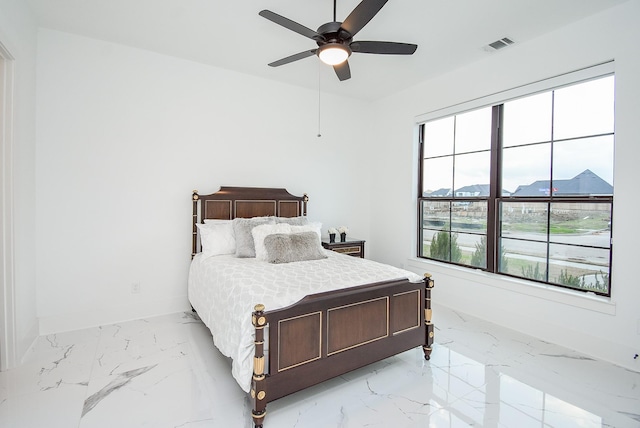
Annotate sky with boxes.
[423,75,614,194]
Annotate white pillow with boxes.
[251,223,292,261]
[196,221,236,257]
[290,221,322,242]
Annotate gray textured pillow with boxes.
[264,231,327,264]
[233,217,275,258]
[275,216,309,226]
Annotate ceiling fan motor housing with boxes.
[316,22,353,47]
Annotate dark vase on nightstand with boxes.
[329,233,336,243]
[340,232,346,242]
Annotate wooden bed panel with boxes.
[204,200,232,220]
[278,200,300,217]
[391,289,421,334]
[236,200,277,218]
[326,297,389,355]
[277,312,322,372]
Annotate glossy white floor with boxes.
[1,305,638,428]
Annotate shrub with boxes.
[430,231,462,263]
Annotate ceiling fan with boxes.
[259,0,418,81]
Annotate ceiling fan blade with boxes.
[333,61,351,81]
[268,50,317,67]
[259,10,325,41]
[341,0,389,37]
[350,41,417,55]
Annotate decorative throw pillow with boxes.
[264,231,328,264]
[275,216,309,226]
[251,223,292,261]
[196,221,235,257]
[233,216,275,258]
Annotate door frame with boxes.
[0,39,17,371]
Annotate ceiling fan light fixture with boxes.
[317,43,351,65]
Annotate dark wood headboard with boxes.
[191,186,309,257]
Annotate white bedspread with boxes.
[187,250,423,392]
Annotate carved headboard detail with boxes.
[191,186,308,257]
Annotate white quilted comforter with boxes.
[187,250,423,392]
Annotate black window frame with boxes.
[418,75,614,297]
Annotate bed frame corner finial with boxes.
[192,190,199,201]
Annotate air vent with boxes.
[485,37,515,52]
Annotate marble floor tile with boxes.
[0,382,88,428]
[2,327,100,398]
[0,305,638,428]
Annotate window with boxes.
[418,73,614,296]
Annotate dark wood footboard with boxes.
[250,275,433,427]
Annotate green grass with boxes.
[502,219,609,234]
[504,223,580,234]
[422,243,473,265]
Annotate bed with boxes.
[188,186,434,427]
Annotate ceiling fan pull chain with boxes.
[317,63,322,138]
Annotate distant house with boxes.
[424,185,510,197]
[511,169,613,196]
[455,184,490,197]
[424,188,452,197]
[423,169,610,198]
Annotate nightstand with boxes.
[321,238,365,258]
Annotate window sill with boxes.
[405,257,616,315]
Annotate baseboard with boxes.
[433,299,639,373]
[406,258,640,374]
[16,319,38,367]
[38,295,191,335]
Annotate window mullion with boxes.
[418,124,425,198]
[487,105,502,273]
[417,124,425,257]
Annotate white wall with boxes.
[30,0,640,375]
[370,0,640,372]
[0,0,39,367]
[35,29,374,333]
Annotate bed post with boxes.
[302,193,309,216]
[192,190,199,259]
[423,273,434,360]
[251,304,268,428]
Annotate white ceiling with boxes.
[26,0,627,101]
